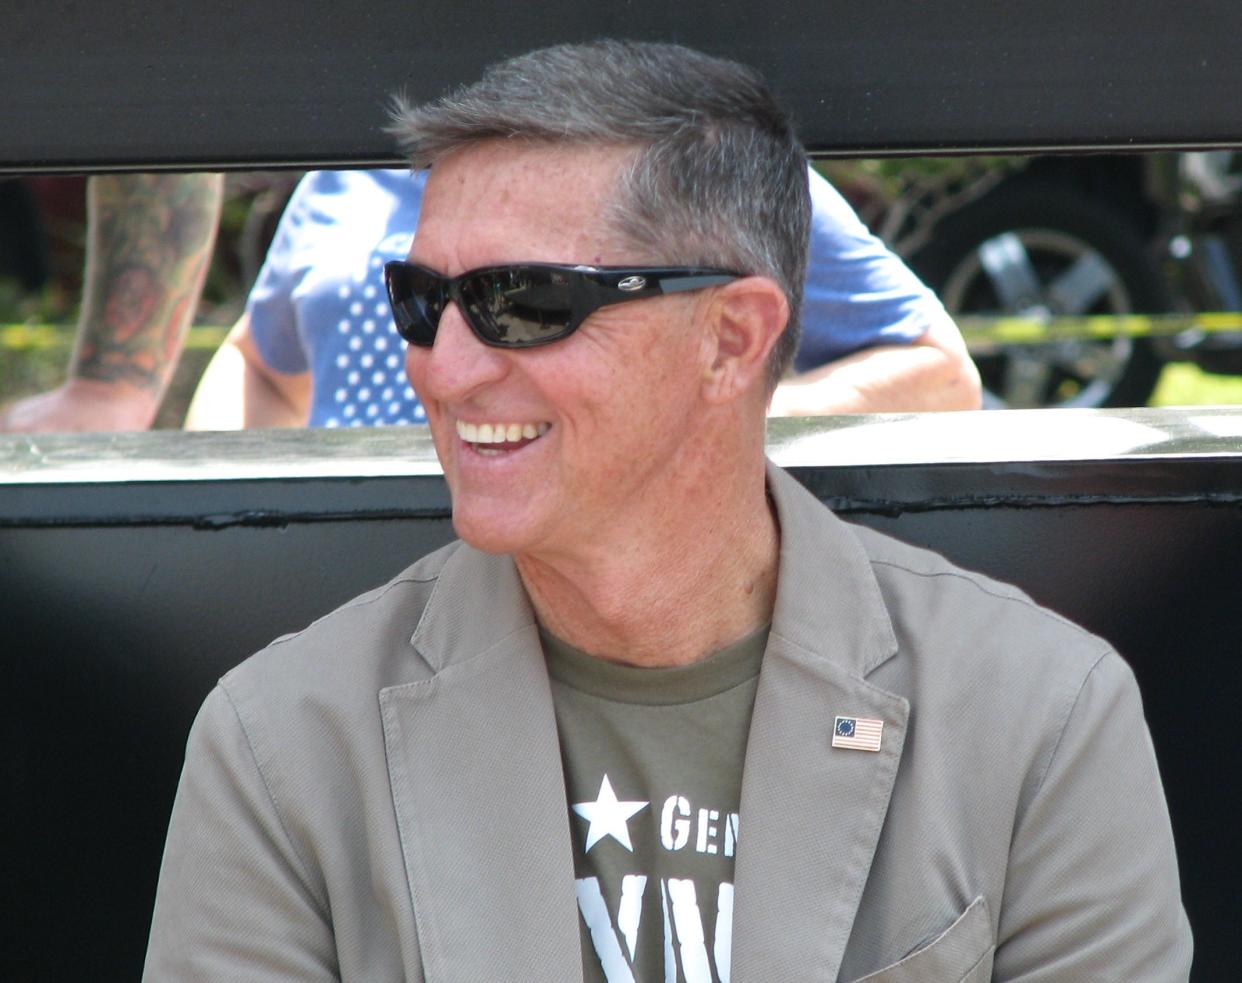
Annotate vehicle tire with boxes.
[908,181,1170,408]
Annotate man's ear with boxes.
[700,276,790,405]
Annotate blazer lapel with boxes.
[730,466,910,981]
[379,545,582,981]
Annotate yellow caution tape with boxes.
[958,312,1242,345]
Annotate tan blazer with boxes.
[144,464,1191,981]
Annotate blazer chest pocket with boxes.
[848,896,994,983]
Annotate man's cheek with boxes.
[404,346,421,386]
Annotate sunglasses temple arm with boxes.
[657,274,739,294]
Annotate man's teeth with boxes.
[456,421,551,444]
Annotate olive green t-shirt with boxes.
[542,625,768,983]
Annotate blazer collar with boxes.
[409,537,535,673]
[765,460,899,677]
[410,462,899,679]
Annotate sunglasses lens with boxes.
[460,268,576,346]
[386,264,443,346]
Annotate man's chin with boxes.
[451,507,540,557]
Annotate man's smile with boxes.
[456,419,551,455]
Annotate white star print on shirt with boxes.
[572,775,648,853]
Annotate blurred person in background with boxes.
[182,166,978,429]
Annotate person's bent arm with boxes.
[768,308,981,415]
[773,167,982,416]
[0,172,223,432]
[184,312,312,430]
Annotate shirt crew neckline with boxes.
[540,623,769,706]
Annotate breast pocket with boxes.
[847,896,994,983]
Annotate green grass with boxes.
[1149,363,1242,407]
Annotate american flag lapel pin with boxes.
[832,715,883,752]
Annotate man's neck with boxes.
[515,456,779,669]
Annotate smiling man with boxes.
[145,41,1190,982]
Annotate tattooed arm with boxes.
[0,172,223,432]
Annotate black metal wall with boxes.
[2,418,1239,980]
[4,0,1242,172]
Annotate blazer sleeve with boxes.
[993,649,1193,981]
[143,685,339,982]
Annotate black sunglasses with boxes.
[383,260,742,349]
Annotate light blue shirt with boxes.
[247,168,941,428]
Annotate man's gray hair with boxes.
[388,40,811,390]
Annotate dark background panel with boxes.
[5,0,1242,172]
[1,467,1236,979]
[2,517,454,977]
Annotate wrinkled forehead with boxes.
[410,140,641,272]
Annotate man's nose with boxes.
[414,302,509,399]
